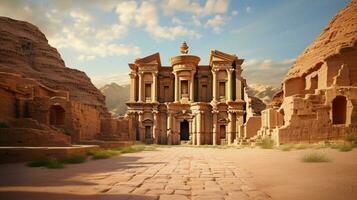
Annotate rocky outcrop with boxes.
[285,0,357,81]
[0,16,108,115]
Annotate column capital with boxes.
[211,68,219,73]
[212,110,219,114]
[226,68,234,73]
[129,72,137,79]
[152,71,158,77]
[138,71,144,76]
[138,111,144,115]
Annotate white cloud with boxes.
[246,6,252,13]
[205,15,226,34]
[232,10,239,16]
[242,58,295,87]
[92,73,130,87]
[162,0,229,16]
[115,1,201,40]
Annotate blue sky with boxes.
[0,0,350,87]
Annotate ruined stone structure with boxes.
[258,1,357,144]
[0,17,133,148]
[127,42,246,145]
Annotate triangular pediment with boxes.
[135,52,161,67]
[209,49,237,65]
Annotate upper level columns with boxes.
[174,72,179,102]
[227,68,233,102]
[211,69,218,102]
[129,73,137,102]
[138,72,144,102]
[152,72,158,103]
[190,72,195,102]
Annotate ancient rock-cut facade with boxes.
[258,0,357,144]
[0,16,133,147]
[127,42,246,145]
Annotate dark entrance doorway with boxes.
[49,105,65,125]
[180,120,189,141]
[332,96,347,124]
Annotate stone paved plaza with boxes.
[0,147,272,200]
[94,147,271,200]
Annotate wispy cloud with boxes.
[242,58,295,87]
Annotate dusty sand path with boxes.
[0,147,356,200]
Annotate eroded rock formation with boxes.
[258,0,357,144]
[0,17,133,147]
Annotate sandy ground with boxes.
[0,147,356,200]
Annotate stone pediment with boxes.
[135,52,161,67]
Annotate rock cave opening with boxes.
[49,105,65,126]
[332,95,347,124]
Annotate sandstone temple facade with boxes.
[127,42,246,145]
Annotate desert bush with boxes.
[301,152,330,162]
[295,143,308,150]
[61,155,87,164]
[258,137,275,149]
[27,157,64,169]
[345,132,357,143]
[279,144,294,151]
[91,150,120,159]
[338,143,354,152]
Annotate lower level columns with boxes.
[227,111,233,145]
[196,111,203,145]
[212,110,218,145]
[167,112,173,145]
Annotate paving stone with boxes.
[160,194,189,200]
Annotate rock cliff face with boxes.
[285,0,357,81]
[0,17,108,114]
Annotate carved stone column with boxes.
[192,114,196,145]
[190,72,195,102]
[152,72,158,102]
[129,73,137,102]
[167,112,173,144]
[174,72,179,102]
[212,110,218,145]
[211,69,218,102]
[138,72,144,102]
[227,68,233,102]
[138,111,144,142]
[235,69,242,101]
[153,110,159,144]
[196,111,203,145]
[227,111,234,145]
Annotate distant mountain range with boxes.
[246,84,280,104]
[99,83,130,116]
[100,82,279,116]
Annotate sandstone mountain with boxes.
[100,83,130,116]
[0,16,108,115]
[285,0,357,81]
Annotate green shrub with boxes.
[295,143,308,150]
[279,144,294,151]
[91,150,120,159]
[61,155,87,164]
[345,133,357,143]
[301,152,330,162]
[259,137,275,149]
[0,122,10,128]
[27,157,64,169]
[338,143,354,152]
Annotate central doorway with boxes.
[180,120,189,141]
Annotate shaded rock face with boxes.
[100,83,130,116]
[285,0,357,81]
[0,16,107,114]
